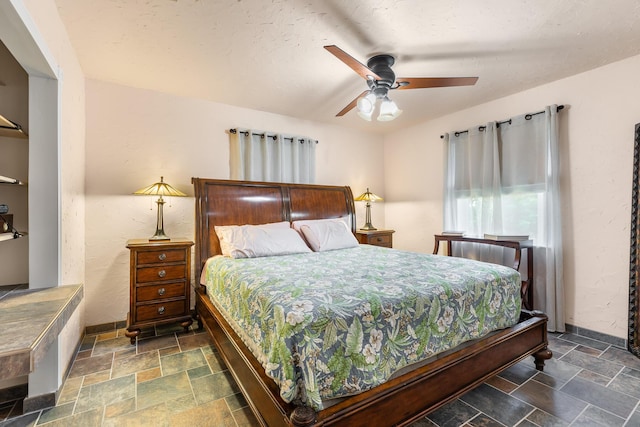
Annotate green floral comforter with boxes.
[201,245,521,410]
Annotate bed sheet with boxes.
[201,245,521,410]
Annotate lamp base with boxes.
[359,202,377,231]
[149,228,170,241]
[149,235,170,241]
[359,224,377,231]
[149,196,170,241]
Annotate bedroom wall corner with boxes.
[383,53,640,341]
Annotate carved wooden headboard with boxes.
[191,178,356,270]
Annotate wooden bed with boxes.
[192,178,552,427]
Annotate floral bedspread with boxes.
[201,245,521,410]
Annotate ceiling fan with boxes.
[324,45,478,121]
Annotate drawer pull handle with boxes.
[158,306,165,315]
[158,287,166,296]
[158,253,167,261]
[158,270,166,278]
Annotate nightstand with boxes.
[355,229,395,248]
[125,238,194,344]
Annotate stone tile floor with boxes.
[0,324,258,427]
[1,325,640,426]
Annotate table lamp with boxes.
[354,188,383,230]
[134,176,186,241]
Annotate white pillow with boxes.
[297,219,359,252]
[215,221,310,258]
[292,216,351,232]
[216,221,289,256]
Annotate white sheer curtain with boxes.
[443,105,564,332]
[443,122,502,236]
[443,123,513,281]
[229,128,317,184]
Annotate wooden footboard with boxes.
[195,284,551,427]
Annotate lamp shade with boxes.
[377,97,402,122]
[133,176,187,197]
[354,188,383,203]
[357,92,377,114]
[356,92,377,121]
[134,176,186,240]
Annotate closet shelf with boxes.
[0,175,27,185]
[0,114,27,139]
[0,233,23,242]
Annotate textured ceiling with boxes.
[55,0,640,133]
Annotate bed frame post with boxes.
[194,284,206,330]
[290,406,317,427]
[527,310,553,370]
[534,347,553,371]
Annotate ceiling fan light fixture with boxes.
[325,45,478,122]
[357,109,374,121]
[357,92,376,114]
[377,97,402,122]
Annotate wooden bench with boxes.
[433,234,534,310]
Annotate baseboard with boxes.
[85,319,127,335]
[564,323,627,349]
[0,382,55,416]
[22,390,57,414]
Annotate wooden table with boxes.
[433,234,534,310]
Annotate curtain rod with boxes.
[440,105,564,139]
[229,128,318,144]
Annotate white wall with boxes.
[385,54,640,340]
[84,79,385,326]
[23,0,86,288]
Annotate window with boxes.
[443,106,565,331]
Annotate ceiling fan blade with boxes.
[336,90,369,117]
[324,45,381,81]
[395,77,478,90]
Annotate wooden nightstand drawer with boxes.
[137,249,186,265]
[136,264,186,283]
[136,299,187,322]
[370,234,391,246]
[136,282,186,302]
